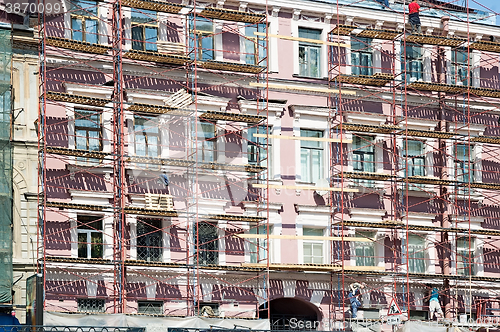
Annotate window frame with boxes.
[74,109,102,152]
[196,121,216,163]
[298,27,322,78]
[136,218,163,262]
[402,234,426,273]
[402,139,426,177]
[249,224,272,264]
[351,37,373,76]
[77,298,105,313]
[190,17,214,60]
[353,135,375,173]
[302,227,325,264]
[195,221,219,265]
[130,8,159,52]
[300,129,324,184]
[451,48,472,86]
[137,300,164,314]
[454,143,475,184]
[355,230,376,267]
[134,115,161,158]
[70,0,99,44]
[403,43,424,83]
[456,236,475,276]
[77,215,103,259]
[244,24,267,66]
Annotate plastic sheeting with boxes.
[396,321,473,332]
[44,312,270,331]
[0,28,12,304]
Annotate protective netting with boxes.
[0,28,12,304]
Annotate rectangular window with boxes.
[196,221,218,265]
[131,9,158,51]
[457,236,475,276]
[303,228,324,264]
[197,122,216,162]
[455,144,475,184]
[298,28,321,78]
[300,129,324,183]
[402,140,425,177]
[247,125,270,167]
[353,135,375,172]
[249,225,272,263]
[135,116,160,158]
[451,48,472,86]
[77,215,103,259]
[245,24,267,66]
[77,298,105,313]
[402,235,425,273]
[190,18,214,60]
[71,0,98,44]
[75,110,101,151]
[355,231,375,266]
[404,44,424,82]
[138,301,164,314]
[137,219,162,262]
[351,37,373,76]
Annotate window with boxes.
[77,215,103,259]
[75,110,101,151]
[71,0,98,44]
[303,228,324,264]
[402,235,425,273]
[351,37,373,76]
[300,129,324,183]
[455,144,475,184]
[197,122,216,162]
[355,231,375,266]
[190,18,214,60]
[404,44,423,82]
[138,301,163,314]
[137,219,162,262]
[249,225,272,263]
[451,48,472,86]
[298,28,321,78]
[131,9,158,51]
[135,116,160,157]
[247,125,270,167]
[457,236,475,276]
[245,24,267,66]
[195,221,218,265]
[77,298,105,313]
[353,135,375,172]
[402,140,425,177]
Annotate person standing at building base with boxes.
[348,282,366,319]
[409,0,422,34]
[429,287,444,320]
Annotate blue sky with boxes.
[469,0,500,24]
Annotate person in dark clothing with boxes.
[0,310,20,331]
[409,0,422,34]
[375,0,389,8]
[348,282,365,319]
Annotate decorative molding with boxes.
[293,9,301,21]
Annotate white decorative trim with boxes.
[349,208,386,223]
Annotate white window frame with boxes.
[292,106,329,184]
[302,227,325,264]
[401,233,427,274]
[239,99,282,181]
[353,230,377,267]
[242,202,282,264]
[450,215,484,277]
[123,7,170,51]
[292,19,328,78]
[445,47,480,87]
[296,205,330,265]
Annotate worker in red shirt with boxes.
[408,0,422,34]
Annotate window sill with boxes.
[292,74,329,81]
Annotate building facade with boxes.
[37,0,500,329]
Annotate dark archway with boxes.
[259,298,322,330]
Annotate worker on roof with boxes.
[408,0,422,34]
[429,287,444,320]
[374,0,389,8]
[348,282,366,319]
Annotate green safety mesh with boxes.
[0,29,13,304]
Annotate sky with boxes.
[468,0,500,25]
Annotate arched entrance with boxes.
[259,298,322,330]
